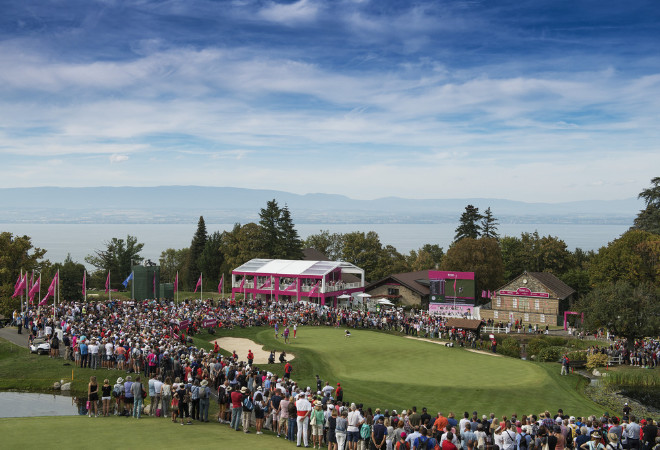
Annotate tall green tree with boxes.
[340,231,384,282]
[51,254,86,302]
[278,205,303,259]
[258,199,303,259]
[187,216,208,287]
[85,235,144,288]
[0,232,49,315]
[442,237,504,295]
[219,223,265,276]
[589,229,660,287]
[304,230,344,260]
[374,245,410,280]
[407,244,444,271]
[575,281,660,350]
[454,204,483,242]
[480,207,499,239]
[500,231,572,281]
[198,231,225,289]
[159,248,190,285]
[633,177,660,234]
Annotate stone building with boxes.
[480,271,575,326]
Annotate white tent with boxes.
[377,298,394,306]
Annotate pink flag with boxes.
[14,274,21,291]
[39,274,58,306]
[82,271,86,297]
[105,271,110,293]
[29,272,34,291]
[174,272,179,293]
[218,275,223,295]
[285,279,297,291]
[29,275,41,304]
[453,277,457,295]
[239,277,245,289]
[260,277,271,289]
[309,280,320,294]
[12,274,27,298]
[194,275,202,293]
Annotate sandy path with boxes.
[211,337,295,364]
[405,336,502,357]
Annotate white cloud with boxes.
[109,154,129,163]
[258,0,320,25]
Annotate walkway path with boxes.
[0,326,29,347]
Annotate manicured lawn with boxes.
[214,326,603,417]
[0,415,292,449]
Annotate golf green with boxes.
[248,327,602,417]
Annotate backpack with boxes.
[199,386,208,399]
[360,423,371,440]
[417,436,429,450]
[520,434,529,450]
[243,396,254,411]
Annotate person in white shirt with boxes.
[347,403,364,450]
[295,393,312,448]
[153,376,163,415]
[89,340,100,370]
[105,341,114,369]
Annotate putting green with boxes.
[252,327,602,417]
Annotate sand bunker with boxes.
[212,337,294,364]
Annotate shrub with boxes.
[526,338,550,357]
[499,337,521,358]
[586,353,609,371]
[538,346,563,362]
[544,336,568,347]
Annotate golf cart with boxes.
[30,337,50,355]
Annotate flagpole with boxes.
[55,269,59,319]
[20,269,24,316]
[84,270,87,303]
[176,271,179,303]
[200,273,203,302]
[131,270,134,300]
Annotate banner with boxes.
[202,318,217,328]
[429,303,474,318]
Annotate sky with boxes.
[1,0,659,202]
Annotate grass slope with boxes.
[0,416,292,450]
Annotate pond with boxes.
[0,392,79,418]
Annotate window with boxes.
[496,297,501,307]
[387,288,399,296]
[540,314,545,323]
[512,298,518,309]
[535,299,540,310]
[493,311,499,319]
[524,313,529,322]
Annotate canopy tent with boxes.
[377,298,394,306]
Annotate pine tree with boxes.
[259,199,284,258]
[480,207,500,239]
[188,216,207,288]
[633,177,660,234]
[278,204,303,259]
[454,205,483,242]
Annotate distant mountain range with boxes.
[0,186,641,225]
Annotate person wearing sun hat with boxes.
[580,431,605,450]
[606,432,623,450]
[310,400,325,449]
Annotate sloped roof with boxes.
[528,272,576,300]
[444,318,483,331]
[302,248,360,284]
[366,270,430,296]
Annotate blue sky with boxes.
[1,0,659,202]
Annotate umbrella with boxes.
[489,334,495,339]
[357,293,371,298]
[377,299,394,306]
[338,294,351,299]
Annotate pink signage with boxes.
[202,318,217,328]
[429,303,474,318]
[499,287,550,298]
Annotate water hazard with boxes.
[0,392,78,418]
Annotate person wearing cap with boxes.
[396,431,409,450]
[199,379,210,422]
[296,393,313,447]
[240,386,252,433]
[113,377,125,416]
[347,403,364,450]
[372,416,388,450]
[310,400,325,448]
[336,383,344,403]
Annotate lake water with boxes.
[1,222,629,266]
[0,392,78,418]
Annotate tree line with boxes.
[1,179,658,332]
